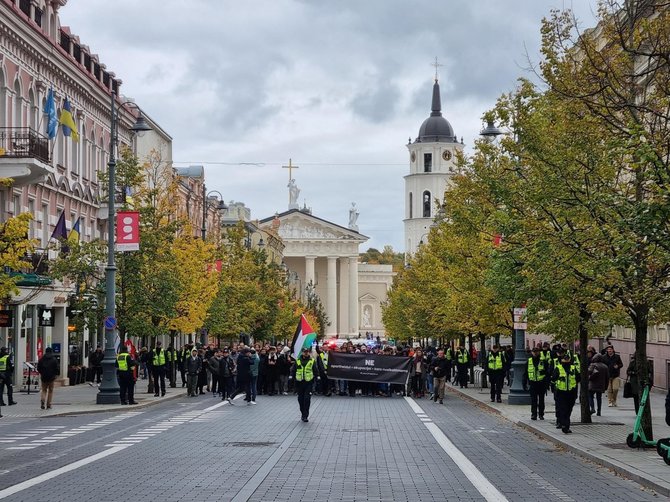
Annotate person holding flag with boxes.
[290,347,316,422]
[289,314,319,422]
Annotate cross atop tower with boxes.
[431,56,443,82]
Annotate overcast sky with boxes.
[60,0,598,252]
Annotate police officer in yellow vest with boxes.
[552,353,580,434]
[0,347,17,406]
[456,346,470,389]
[526,346,547,420]
[149,340,167,397]
[487,345,506,403]
[166,343,177,388]
[290,347,316,422]
[116,345,138,405]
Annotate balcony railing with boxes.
[0,127,51,165]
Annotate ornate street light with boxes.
[201,187,227,240]
[97,94,152,405]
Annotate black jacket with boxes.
[431,356,449,378]
[186,355,202,376]
[236,354,252,380]
[602,352,623,379]
[37,353,59,382]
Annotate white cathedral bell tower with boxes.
[404,76,464,256]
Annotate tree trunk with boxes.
[468,333,475,384]
[633,305,653,440]
[578,303,592,424]
[479,333,488,389]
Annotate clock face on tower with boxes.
[442,150,452,161]
[411,152,416,163]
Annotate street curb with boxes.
[447,385,670,497]
[12,391,185,419]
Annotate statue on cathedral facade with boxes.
[348,202,359,231]
[288,179,300,210]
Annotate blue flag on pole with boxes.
[44,87,57,140]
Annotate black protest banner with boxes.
[327,352,412,385]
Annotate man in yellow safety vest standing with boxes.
[487,345,506,403]
[552,353,580,434]
[290,347,316,422]
[526,346,547,420]
[149,340,167,397]
[116,345,138,405]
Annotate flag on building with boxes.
[50,212,67,241]
[124,186,135,208]
[59,97,79,142]
[44,87,58,139]
[291,314,317,359]
[68,218,80,244]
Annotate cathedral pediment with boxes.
[260,209,368,243]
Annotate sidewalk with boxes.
[0,379,186,419]
[446,381,670,496]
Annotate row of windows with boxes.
[408,191,432,218]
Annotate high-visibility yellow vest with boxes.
[117,353,129,371]
[153,349,165,366]
[488,352,504,371]
[555,364,577,391]
[527,357,545,382]
[319,353,328,370]
[166,349,176,362]
[295,358,315,382]
[457,350,469,364]
[0,355,8,372]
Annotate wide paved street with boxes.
[0,392,661,501]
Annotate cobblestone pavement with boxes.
[0,391,662,501]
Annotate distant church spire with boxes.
[430,57,444,117]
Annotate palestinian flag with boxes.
[291,314,317,359]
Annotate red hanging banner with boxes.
[116,211,140,251]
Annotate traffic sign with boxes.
[104,316,117,330]
[513,322,527,330]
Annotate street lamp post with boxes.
[201,186,226,240]
[97,92,151,405]
[479,119,530,405]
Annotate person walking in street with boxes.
[455,345,469,389]
[116,345,138,405]
[602,345,623,407]
[208,349,221,396]
[552,353,580,434]
[431,349,449,404]
[487,345,506,404]
[37,347,59,410]
[88,346,104,384]
[411,348,426,398]
[229,347,253,405]
[587,353,608,416]
[219,347,235,401]
[149,340,167,397]
[265,346,280,396]
[186,348,202,397]
[525,346,546,420]
[290,347,316,422]
[249,349,260,403]
[0,348,17,406]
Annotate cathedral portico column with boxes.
[326,256,338,336]
[305,255,316,294]
[348,256,359,335]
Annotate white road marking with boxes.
[0,446,129,499]
[5,446,36,450]
[405,397,509,502]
